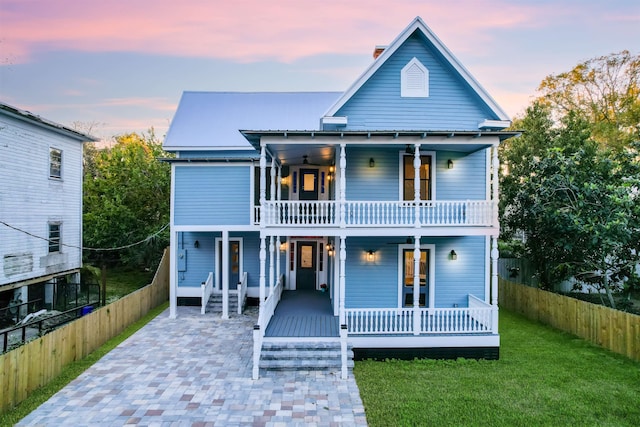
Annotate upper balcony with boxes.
[258,199,495,228]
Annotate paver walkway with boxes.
[17,306,367,426]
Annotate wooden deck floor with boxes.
[264,290,339,338]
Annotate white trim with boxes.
[397,243,435,308]
[169,164,177,318]
[478,120,511,130]
[401,57,429,98]
[485,147,491,201]
[214,237,244,293]
[484,235,491,304]
[172,225,259,232]
[398,150,436,201]
[321,116,348,125]
[163,145,257,151]
[172,162,255,167]
[322,16,510,121]
[349,334,499,348]
[176,286,202,298]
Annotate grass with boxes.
[101,266,155,301]
[354,310,640,427]
[0,302,169,426]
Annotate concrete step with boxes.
[259,341,354,371]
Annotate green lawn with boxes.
[104,267,155,301]
[354,310,640,427]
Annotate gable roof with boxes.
[164,92,341,151]
[0,102,97,142]
[322,16,510,122]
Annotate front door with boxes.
[296,241,317,291]
[402,248,428,307]
[217,240,240,288]
[299,169,319,201]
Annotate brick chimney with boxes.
[373,45,387,59]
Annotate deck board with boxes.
[265,290,339,338]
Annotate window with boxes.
[401,58,429,98]
[402,154,432,200]
[50,148,62,179]
[398,244,435,308]
[48,223,61,253]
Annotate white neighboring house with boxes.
[0,102,96,317]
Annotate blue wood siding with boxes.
[436,149,487,200]
[176,232,214,288]
[174,166,250,225]
[178,150,258,159]
[336,33,496,130]
[346,147,399,200]
[345,147,487,201]
[344,236,486,308]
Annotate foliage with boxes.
[83,130,172,269]
[537,50,640,151]
[0,302,169,425]
[354,310,640,427]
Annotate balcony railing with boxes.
[346,296,495,335]
[260,200,494,227]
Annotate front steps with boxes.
[205,293,239,314]
[259,341,354,372]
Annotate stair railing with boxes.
[201,272,214,315]
[237,272,248,314]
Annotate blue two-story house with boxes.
[163,17,517,378]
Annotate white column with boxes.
[491,236,499,333]
[333,237,340,316]
[259,235,266,308]
[276,236,281,287]
[413,144,421,228]
[270,158,276,203]
[492,145,499,228]
[222,230,229,320]
[277,166,282,201]
[339,144,346,228]
[169,229,177,318]
[268,236,275,296]
[259,144,267,225]
[413,236,421,335]
[339,236,347,325]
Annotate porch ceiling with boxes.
[241,130,520,164]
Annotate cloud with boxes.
[1,0,550,64]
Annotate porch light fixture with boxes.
[450,250,457,260]
[447,159,454,169]
[405,144,414,154]
[279,242,287,252]
[194,240,200,249]
[369,158,375,168]
[326,244,334,256]
[329,165,335,173]
[367,250,375,262]
[281,175,289,186]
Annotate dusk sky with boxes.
[1,0,638,141]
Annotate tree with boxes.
[83,130,172,268]
[503,111,640,307]
[537,50,640,151]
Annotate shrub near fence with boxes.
[499,277,640,362]
[0,248,170,413]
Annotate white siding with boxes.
[0,114,84,286]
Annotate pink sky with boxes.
[1,0,638,139]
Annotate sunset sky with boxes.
[1,0,638,141]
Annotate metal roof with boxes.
[0,102,98,142]
[163,91,341,151]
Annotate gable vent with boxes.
[401,58,429,98]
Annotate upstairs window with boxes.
[48,223,61,253]
[401,58,429,98]
[50,148,62,179]
[402,154,432,200]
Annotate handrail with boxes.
[253,274,285,379]
[201,272,214,315]
[2,302,98,353]
[261,200,494,227]
[346,304,494,335]
[237,272,248,314]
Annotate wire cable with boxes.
[0,220,169,252]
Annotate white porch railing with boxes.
[253,274,284,379]
[346,296,496,335]
[200,272,214,315]
[261,200,494,227]
[236,272,248,315]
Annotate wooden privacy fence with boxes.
[0,248,170,413]
[499,278,640,362]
